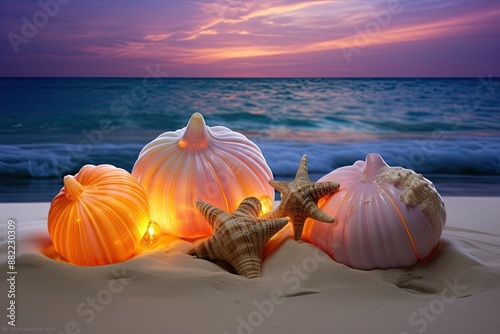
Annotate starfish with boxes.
[261,154,340,241]
[186,197,289,278]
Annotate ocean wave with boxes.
[1,137,498,179]
[258,137,500,177]
[0,143,144,178]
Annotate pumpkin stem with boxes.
[179,112,209,149]
[63,175,85,200]
[361,153,388,182]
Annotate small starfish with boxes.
[261,154,340,240]
[186,197,289,278]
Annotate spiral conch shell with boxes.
[303,153,446,270]
[132,113,274,239]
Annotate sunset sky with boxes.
[1,0,499,77]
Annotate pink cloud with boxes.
[0,0,499,76]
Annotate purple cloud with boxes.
[0,0,499,76]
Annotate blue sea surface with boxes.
[1,77,499,202]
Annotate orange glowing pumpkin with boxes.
[48,164,150,266]
[132,112,274,239]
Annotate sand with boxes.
[1,197,499,334]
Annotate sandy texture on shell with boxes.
[1,198,499,334]
[377,167,447,235]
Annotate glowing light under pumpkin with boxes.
[259,195,273,216]
[142,220,162,248]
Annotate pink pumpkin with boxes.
[303,153,446,270]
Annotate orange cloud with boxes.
[84,42,146,56]
[144,33,175,42]
[184,0,335,40]
[84,3,499,69]
[240,1,336,21]
[177,8,500,63]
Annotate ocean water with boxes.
[1,77,499,202]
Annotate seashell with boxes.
[303,153,446,270]
[132,112,274,239]
[48,164,150,266]
[186,197,289,278]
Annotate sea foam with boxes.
[1,137,498,179]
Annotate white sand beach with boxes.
[1,197,499,334]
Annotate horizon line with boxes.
[0,76,497,79]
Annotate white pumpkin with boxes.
[132,112,274,239]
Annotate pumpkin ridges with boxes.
[82,201,110,264]
[202,150,232,211]
[341,183,361,268]
[88,197,132,263]
[305,153,446,270]
[47,165,150,266]
[132,112,274,239]
[82,175,149,263]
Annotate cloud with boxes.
[162,7,500,65]
[144,33,175,42]
[0,0,499,76]
[239,0,336,21]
